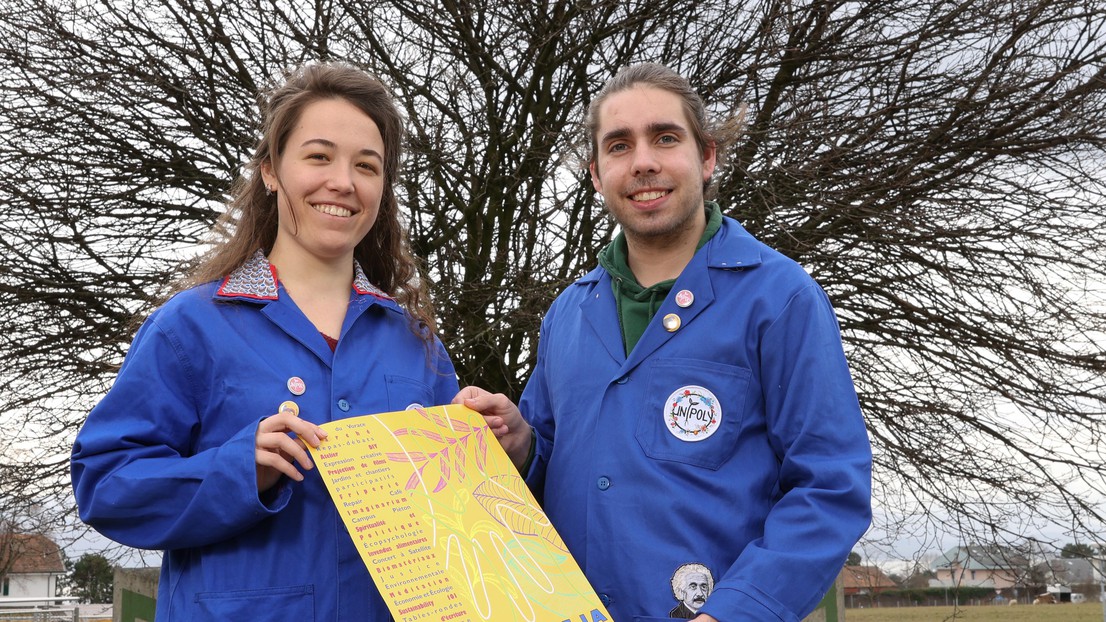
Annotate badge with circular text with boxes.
[665,385,722,442]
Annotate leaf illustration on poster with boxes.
[385,407,487,492]
[473,475,567,553]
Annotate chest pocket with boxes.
[384,374,434,411]
[634,358,750,470]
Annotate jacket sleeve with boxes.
[517,316,555,504]
[70,314,287,550]
[701,284,873,622]
[430,339,462,404]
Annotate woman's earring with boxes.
[266,185,274,197]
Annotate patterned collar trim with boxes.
[352,263,391,300]
[216,250,393,301]
[217,250,278,300]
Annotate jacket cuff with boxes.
[699,584,800,622]
[516,426,537,477]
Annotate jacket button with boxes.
[615,376,629,385]
[599,593,611,606]
[597,476,611,490]
[337,399,351,412]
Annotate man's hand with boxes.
[453,386,532,469]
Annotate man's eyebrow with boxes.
[599,122,688,145]
[648,121,687,135]
[300,138,382,159]
[599,127,631,145]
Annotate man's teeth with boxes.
[631,190,666,201]
[313,204,352,217]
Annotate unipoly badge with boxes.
[665,385,721,441]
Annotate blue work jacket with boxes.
[520,216,872,622]
[71,252,459,621]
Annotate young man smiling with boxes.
[457,63,872,622]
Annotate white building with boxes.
[0,534,65,601]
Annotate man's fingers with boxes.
[452,385,486,405]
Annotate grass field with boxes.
[847,602,1104,621]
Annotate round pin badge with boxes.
[662,313,681,332]
[287,376,306,396]
[278,400,300,416]
[675,289,694,308]
[405,403,425,412]
[664,385,722,442]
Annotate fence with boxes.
[0,597,80,622]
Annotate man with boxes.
[456,63,871,622]
[669,563,713,618]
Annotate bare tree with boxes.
[0,0,1103,562]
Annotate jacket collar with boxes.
[578,214,765,285]
[215,250,393,301]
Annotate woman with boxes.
[71,63,458,621]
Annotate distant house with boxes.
[929,545,1027,590]
[1037,557,1097,586]
[839,565,898,596]
[1036,557,1099,602]
[0,534,65,600]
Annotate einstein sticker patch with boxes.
[667,563,715,618]
[665,385,721,441]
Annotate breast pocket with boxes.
[384,374,434,411]
[634,358,750,470]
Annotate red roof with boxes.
[839,565,898,591]
[0,534,65,574]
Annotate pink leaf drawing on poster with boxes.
[475,427,487,473]
[472,475,567,553]
[386,407,490,493]
[386,451,428,462]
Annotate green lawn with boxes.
[847,602,1104,621]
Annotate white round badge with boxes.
[665,385,722,442]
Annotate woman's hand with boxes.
[255,406,328,493]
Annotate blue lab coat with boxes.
[72,252,458,621]
[520,216,872,622]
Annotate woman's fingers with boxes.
[256,410,329,489]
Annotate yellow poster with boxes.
[307,404,611,622]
